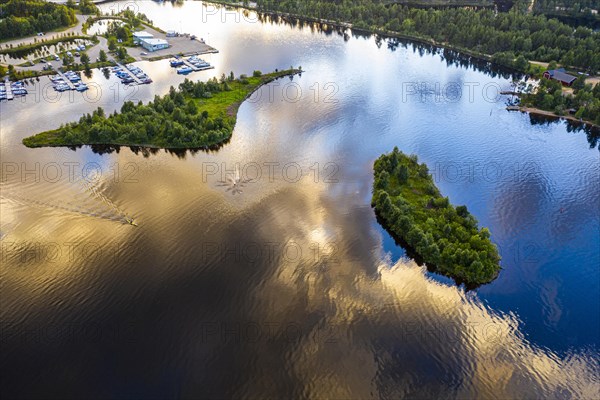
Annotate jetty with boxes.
[4,76,14,100]
[115,62,142,84]
[55,70,76,90]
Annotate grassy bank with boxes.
[372,148,501,286]
[23,68,301,149]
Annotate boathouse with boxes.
[133,31,154,45]
[140,38,170,52]
[543,68,577,86]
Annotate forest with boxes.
[372,148,501,285]
[23,69,300,149]
[221,0,600,73]
[0,0,77,40]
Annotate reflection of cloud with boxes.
[3,159,598,398]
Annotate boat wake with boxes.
[1,192,130,224]
[78,177,137,225]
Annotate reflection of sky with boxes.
[1,0,599,396]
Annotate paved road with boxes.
[1,14,90,49]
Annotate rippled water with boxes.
[1,1,599,398]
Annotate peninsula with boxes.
[23,69,301,149]
[372,148,501,285]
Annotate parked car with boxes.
[140,52,148,56]
[66,51,72,57]
[55,56,60,61]
[37,32,44,36]
[74,52,80,57]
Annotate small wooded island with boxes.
[23,69,301,149]
[372,148,501,286]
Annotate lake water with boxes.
[1,1,599,398]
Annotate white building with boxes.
[140,38,169,52]
[133,31,154,45]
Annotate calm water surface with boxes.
[1,1,599,398]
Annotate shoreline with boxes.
[507,106,600,129]
[205,1,523,72]
[372,149,501,286]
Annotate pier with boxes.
[4,76,14,101]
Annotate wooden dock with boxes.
[4,76,14,101]
[115,62,142,84]
[55,70,76,90]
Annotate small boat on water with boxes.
[124,217,138,226]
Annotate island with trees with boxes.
[372,148,501,286]
[23,69,301,149]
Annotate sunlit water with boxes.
[1,1,599,398]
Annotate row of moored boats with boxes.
[0,81,28,100]
[171,56,211,75]
[50,71,89,92]
[112,64,152,85]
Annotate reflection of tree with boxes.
[528,114,600,149]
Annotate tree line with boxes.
[223,0,600,73]
[372,148,501,285]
